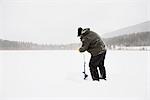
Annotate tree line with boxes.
[0,39,80,50]
[104,32,150,48]
[0,31,150,50]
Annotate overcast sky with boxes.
[0,0,149,44]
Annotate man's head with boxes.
[78,27,90,37]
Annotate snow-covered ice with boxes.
[0,50,149,100]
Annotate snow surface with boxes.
[0,50,149,100]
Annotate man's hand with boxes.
[79,47,85,53]
[78,48,81,52]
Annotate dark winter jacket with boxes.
[79,29,106,56]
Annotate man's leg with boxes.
[99,65,106,79]
[89,55,100,81]
[98,51,106,79]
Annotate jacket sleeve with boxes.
[79,37,90,52]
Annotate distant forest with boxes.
[104,32,150,47]
[0,32,150,50]
[0,39,80,50]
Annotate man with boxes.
[78,27,107,81]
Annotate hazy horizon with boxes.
[0,0,149,44]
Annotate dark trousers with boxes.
[89,51,106,81]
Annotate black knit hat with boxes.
[77,27,83,37]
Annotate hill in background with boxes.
[102,21,150,38]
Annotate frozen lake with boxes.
[0,50,150,100]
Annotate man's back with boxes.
[80,29,106,56]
